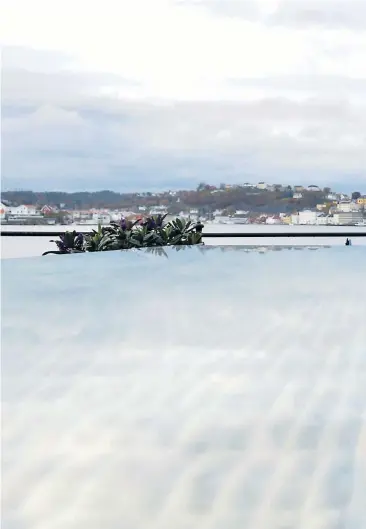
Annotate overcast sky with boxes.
[2,0,366,192]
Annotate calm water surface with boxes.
[1,224,365,258]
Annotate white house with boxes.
[150,206,168,215]
[299,210,318,224]
[337,201,351,213]
[8,204,39,216]
[337,201,360,213]
[92,212,111,225]
[335,211,363,225]
[293,192,303,199]
[266,216,281,224]
[316,214,330,225]
[325,216,338,225]
[72,210,91,221]
[257,182,268,190]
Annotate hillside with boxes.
[1,185,339,215]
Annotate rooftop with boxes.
[2,245,366,529]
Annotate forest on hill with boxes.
[1,185,337,215]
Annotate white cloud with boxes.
[1,0,366,191]
[270,0,366,30]
[178,0,366,30]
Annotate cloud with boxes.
[2,0,366,196]
[176,0,262,20]
[2,46,141,107]
[3,78,366,191]
[177,0,366,30]
[270,0,366,30]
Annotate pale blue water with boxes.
[2,246,366,529]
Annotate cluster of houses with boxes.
[289,196,366,226]
[211,192,366,226]
[238,203,365,226]
[0,200,201,226]
[0,201,132,225]
[0,203,47,223]
[0,202,75,224]
[220,182,322,193]
[212,184,365,226]
[1,184,365,226]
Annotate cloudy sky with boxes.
[2,0,366,192]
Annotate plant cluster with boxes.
[43,215,204,255]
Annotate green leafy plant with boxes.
[43,216,204,255]
[43,231,85,255]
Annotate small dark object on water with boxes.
[345,238,352,246]
[195,221,204,233]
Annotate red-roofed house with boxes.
[41,205,55,215]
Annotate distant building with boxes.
[293,192,303,199]
[150,205,168,215]
[72,210,91,221]
[334,211,363,225]
[337,201,360,213]
[307,185,321,192]
[357,196,366,207]
[325,216,338,225]
[92,212,111,225]
[7,204,39,216]
[0,202,8,220]
[213,215,236,224]
[257,182,268,190]
[40,205,55,215]
[282,215,292,224]
[266,216,281,224]
[298,210,318,224]
[294,185,304,192]
[316,214,329,225]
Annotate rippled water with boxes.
[2,246,366,529]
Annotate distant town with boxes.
[1,182,366,226]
